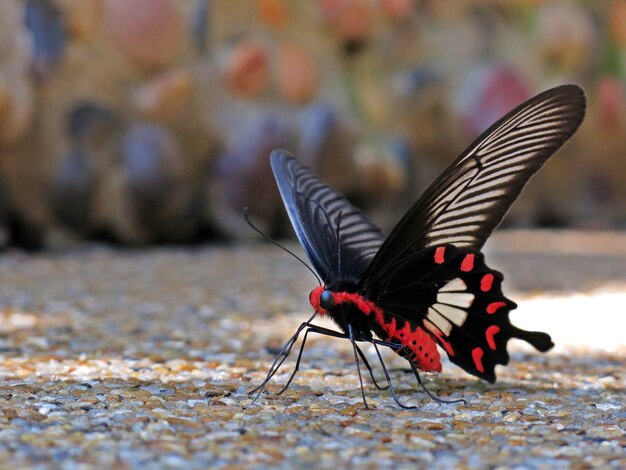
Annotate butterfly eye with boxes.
[320,290,334,310]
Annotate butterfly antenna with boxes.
[243,207,322,286]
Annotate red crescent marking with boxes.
[434,246,446,264]
[460,254,475,272]
[485,325,501,350]
[480,274,494,292]
[472,347,485,373]
[486,301,507,314]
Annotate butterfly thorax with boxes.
[309,284,376,341]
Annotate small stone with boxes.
[257,0,288,29]
[50,148,95,233]
[586,425,625,439]
[120,122,199,243]
[220,39,269,98]
[534,2,595,72]
[208,116,288,237]
[319,0,373,55]
[104,0,180,70]
[0,80,34,146]
[24,0,67,78]
[380,0,414,20]
[277,42,319,105]
[133,68,193,121]
[594,402,621,411]
[65,102,115,142]
[502,410,522,423]
[59,0,102,40]
[297,104,357,194]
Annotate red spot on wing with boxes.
[434,246,446,264]
[486,301,507,314]
[480,274,494,292]
[472,347,485,373]
[460,253,475,272]
[485,325,501,350]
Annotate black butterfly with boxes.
[251,84,586,408]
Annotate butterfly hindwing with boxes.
[271,150,386,284]
[366,244,553,382]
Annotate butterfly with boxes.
[251,84,586,408]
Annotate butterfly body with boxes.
[257,85,586,403]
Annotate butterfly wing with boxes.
[365,244,552,382]
[360,85,584,381]
[271,150,386,284]
[364,85,586,281]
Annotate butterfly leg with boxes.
[357,344,390,391]
[409,362,467,406]
[371,342,419,410]
[347,324,370,409]
[249,312,318,401]
[275,325,323,395]
[276,324,388,395]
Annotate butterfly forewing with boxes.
[271,150,386,284]
[364,85,586,282]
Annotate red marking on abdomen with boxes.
[485,325,500,350]
[472,347,485,373]
[480,274,494,292]
[486,301,507,314]
[399,326,441,372]
[434,246,446,264]
[460,253,475,272]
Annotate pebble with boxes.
[24,0,67,78]
[133,68,193,121]
[60,0,102,40]
[103,0,180,70]
[50,148,95,233]
[277,42,319,105]
[534,2,595,72]
[120,123,199,243]
[220,39,269,98]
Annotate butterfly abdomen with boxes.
[327,291,442,372]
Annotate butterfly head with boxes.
[309,286,335,314]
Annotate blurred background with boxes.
[0,0,624,249]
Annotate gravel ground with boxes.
[0,230,624,469]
